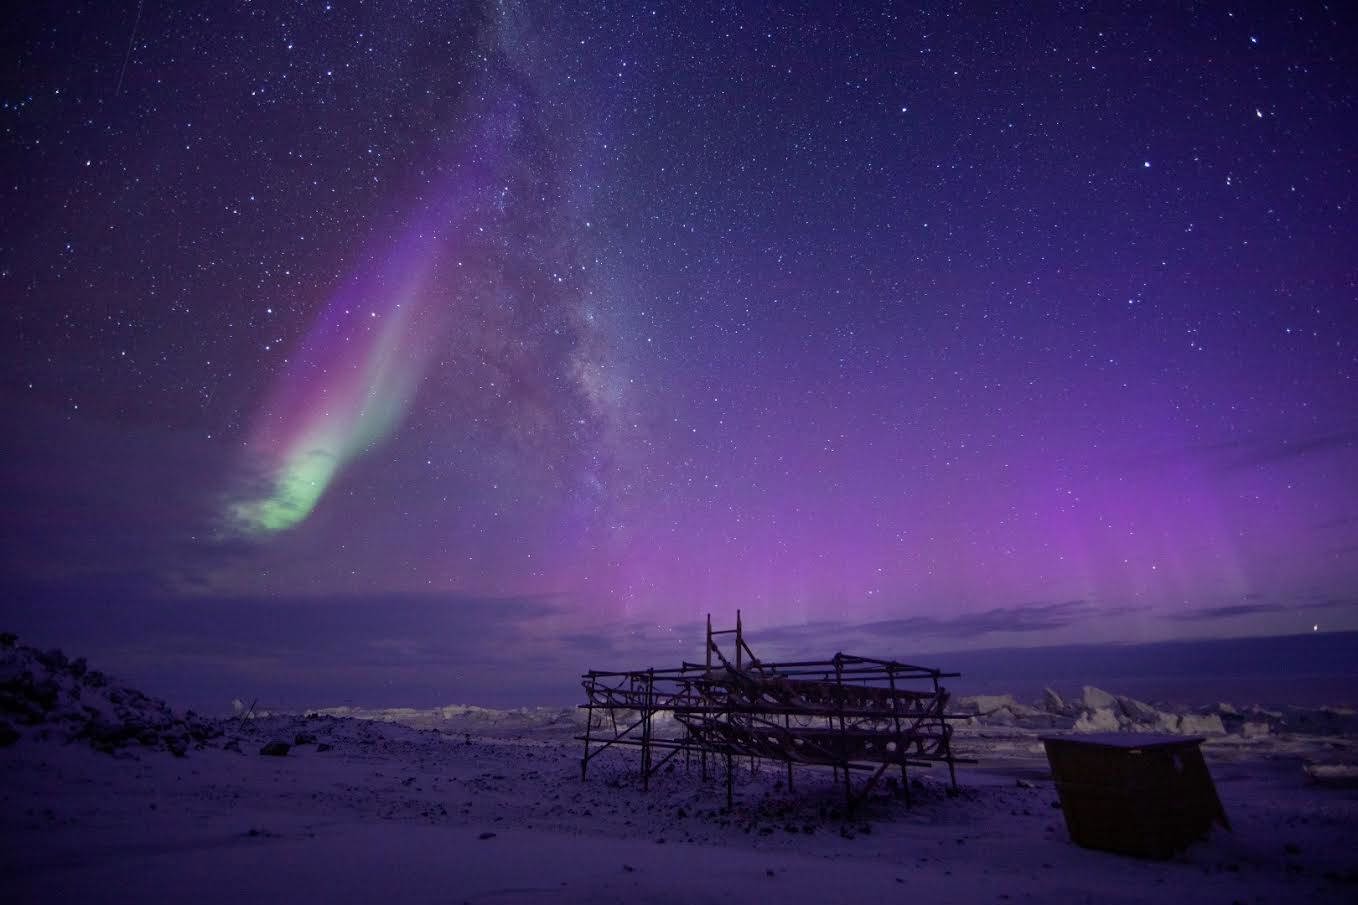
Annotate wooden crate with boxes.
[1041,733,1229,859]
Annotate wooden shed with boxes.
[1041,733,1229,859]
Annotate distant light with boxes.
[1313,624,1319,632]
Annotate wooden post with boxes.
[581,678,594,781]
[935,672,958,792]
[887,667,909,805]
[735,609,742,672]
[703,614,712,781]
[640,670,654,790]
[835,656,852,809]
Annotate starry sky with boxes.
[2,1,1356,709]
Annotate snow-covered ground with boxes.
[4,637,1357,904]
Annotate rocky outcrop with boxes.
[0,635,221,755]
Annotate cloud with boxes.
[0,399,253,595]
[1219,430,1358,470]
[1167,595,1357,622]
[1166,603,1281,622]
[854,600,1125,638]
[565,600,1134,673]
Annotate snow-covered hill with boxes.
[0,634,220,755]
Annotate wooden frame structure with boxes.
[578,612,965,808]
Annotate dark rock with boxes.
[478,832,496,840]
[0,720,19,747]
[294,732,318,746]
[187,719,222,743]
[259,741,291,756]
[316,742,333,752]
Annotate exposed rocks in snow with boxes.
[259,741,291,756]
[0,635,221,755]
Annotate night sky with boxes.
[3,2,1356,709]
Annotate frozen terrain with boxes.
[4,636,1357,904]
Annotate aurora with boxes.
[227,209,452,536]
[223,91,538,538]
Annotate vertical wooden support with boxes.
[934,672,959,792]
[835,655,852,809]
[640,669,654,790]
[725,752,734,808]
[581,678,594,781]
[735,609,742,672]
[887,666,909,805]
[703,614,712,781]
